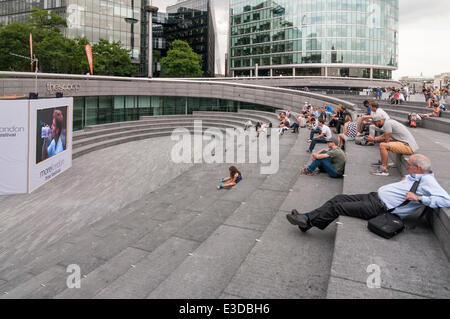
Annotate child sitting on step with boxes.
[217,166,243,190]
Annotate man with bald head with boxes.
[287,154,450,232]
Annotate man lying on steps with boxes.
[286,155,450,233]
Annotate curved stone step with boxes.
[73,120,247,149]
[73,125,241,159]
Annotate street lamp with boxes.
[144,2,159,78]
[10,52,39,97]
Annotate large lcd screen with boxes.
[36,106,68,164]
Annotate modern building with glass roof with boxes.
[229,0,399,79]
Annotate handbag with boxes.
[368,181,420,239]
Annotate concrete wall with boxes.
[0,73,357,112]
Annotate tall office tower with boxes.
[166,0,216,77]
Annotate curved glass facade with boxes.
[72,95,276,131]
[229,0,399,79]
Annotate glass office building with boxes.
[229,0,399,79]
[0,0,216,77]
[0,0,143,67]
[166,0,216,77]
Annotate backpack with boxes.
[408,113,417,128]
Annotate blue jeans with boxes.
[308,158,342,178]
[291,123,299,133]
[309,137,327,152]
[309,129,321,140]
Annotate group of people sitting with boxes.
[244,119,272,137]
[288,99,450,235]
[301,99,423,179]
[423,86,448,106]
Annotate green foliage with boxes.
[0,22,33,71]
[0,8,137,76]
[92,39,137,76]
[28,9,67,31]
[160,40,203,78]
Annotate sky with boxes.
[152,0,450,79]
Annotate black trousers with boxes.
[306,193,387,230]
[335,119,345,133]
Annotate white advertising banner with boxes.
[0,100,29,195]
[28,98,73,193]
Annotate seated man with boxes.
[367,113,419,176]
[355,100,371,135]
[301,138,345,179]
[287,155,450,232]
[307,117,320,142]
[366,100,391,144]
[307,119,333,153]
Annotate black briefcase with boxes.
[368,213,405,239]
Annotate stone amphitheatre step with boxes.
[0,127,299,298]
[76,113,271,137]
[73,124,242,159]
[387,129,450,260]
[385,112,450,135]
[87,134,296,299]
[145,137,301,299]
[380,104,450,119]
[221,132,342,299]
[326,142,450,299]
[73,120,245,149]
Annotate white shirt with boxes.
[320,125,333,141]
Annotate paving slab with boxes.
[131,210,199,253]
[147,226,260,299]
[328,216,450,299]
[0,265,66,299]
[223,211,337,299]
[326,277,428,299]
[95,237,199,299]
[55,247,149,299]
[175,200,242,243]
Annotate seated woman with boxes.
[420,103,442,118]
[278,118,291,135]
[217,166,242,190]
[338,115,357,150]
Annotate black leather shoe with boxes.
[286,213,312,233]
[291,209,300,216]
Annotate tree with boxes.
[0,22,33,71]
[160,40,203,78]
[0,9,137,76]
[28,9,67,31]
[92,39,137,76]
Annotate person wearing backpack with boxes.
[286,155,450,233]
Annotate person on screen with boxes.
[42,110,65,160]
